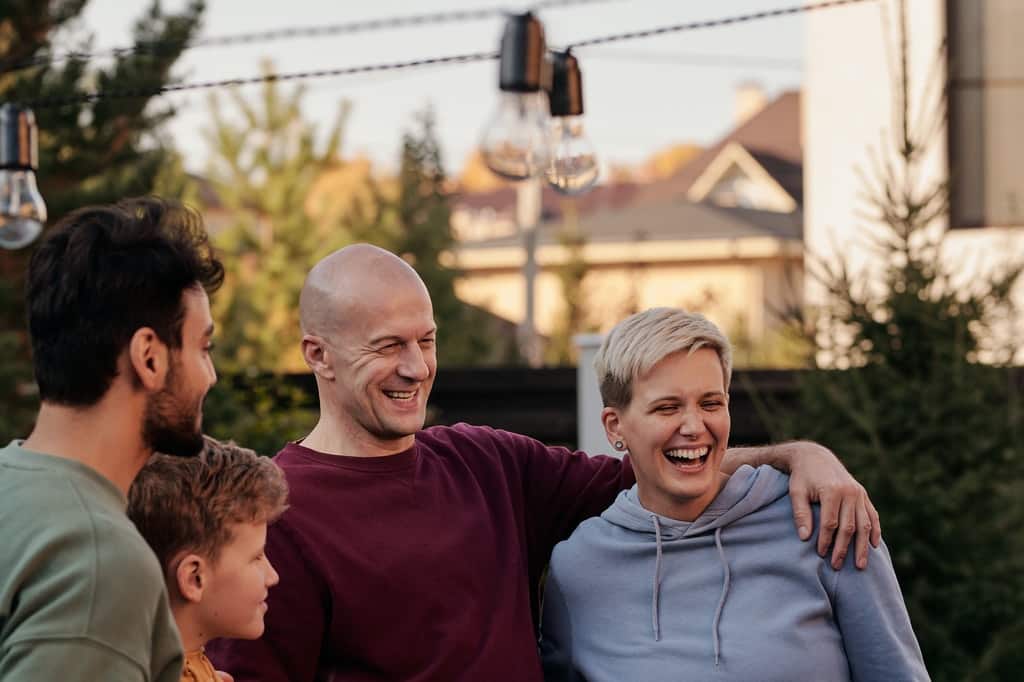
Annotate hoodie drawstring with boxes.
[712,527,731,666]
[649,517,731,664]
[651,514,663,641]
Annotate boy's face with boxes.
[199,521,279,640]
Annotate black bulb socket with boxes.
[498,12,549,93]
[548,50,583,117]
[0,104,38,171]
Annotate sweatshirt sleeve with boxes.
[0,512,182,682]
[539,556,586,682]
[207,518,328,682]
[501,428,635,553]
[0,638,150,682]
[832,540,930,681]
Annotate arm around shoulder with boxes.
[503,428,633,548]
[728,440,882,569]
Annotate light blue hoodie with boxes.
[540,465,928,681]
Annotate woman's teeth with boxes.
[664,446,710,461]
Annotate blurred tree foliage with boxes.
[199,63,359,374]
[777,10,1024,677]
[638,142,702,181]
[357,108,517,366]
[545,199,593,365]
[0,0,204,441]
[202,375,317,457]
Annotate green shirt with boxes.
[0,441,183,681]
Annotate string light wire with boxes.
[4,0,617,73]
[26,0,872,110]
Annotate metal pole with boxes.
[517,177,543,367]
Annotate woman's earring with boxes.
[614,440,625,450]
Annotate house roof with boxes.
[747,150,803,205]
[454,90,802,225]
[453,181,645,223]
[457,196,802,251]
[642,90,802,204]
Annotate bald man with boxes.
[208,244,880,682]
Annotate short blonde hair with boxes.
[594,307,732,408]
[128,436,289,572]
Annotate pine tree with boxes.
[1,0,204,221]
[200,63,358,373]
[786,162,1024,681]
[0,0,204,440]
[372,109,513,366]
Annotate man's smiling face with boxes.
[326,279,437,453]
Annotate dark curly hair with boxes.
[26,196,224,406]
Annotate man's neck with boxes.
[302,416,415,458]
[22,396,149,497]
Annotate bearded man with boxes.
[0,197,224,682]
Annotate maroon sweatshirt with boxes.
[208,423,634,682]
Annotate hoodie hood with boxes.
[601,464,789,536]
[599,464,789,664]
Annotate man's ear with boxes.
[302,334,335,380]
[127,327,169,392]
[601,407,625,450]
[174,553,208,605]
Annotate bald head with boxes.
[299,244,438,455]
[300,244,431,338]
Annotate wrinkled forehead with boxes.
[331,281,436,343]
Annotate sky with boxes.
[78,0,805,176]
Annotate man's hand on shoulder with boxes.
[722,440,881,570]
[781,441,881,570]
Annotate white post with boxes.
[574,333,615,457]
[517,177,543,367]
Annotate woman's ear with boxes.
[601,407,626,452]
[174,553,207,605]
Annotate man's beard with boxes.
[142,362,205,458]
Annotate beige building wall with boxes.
[453,245,801,347]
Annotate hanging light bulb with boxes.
[0,104,46,250]
[480,12,551,181]
[545,50,598,195]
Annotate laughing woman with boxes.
[540,308,928,682]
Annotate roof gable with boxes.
[687,141,798,212]
[641,90,802,207]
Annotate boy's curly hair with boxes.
[128,436,289,572]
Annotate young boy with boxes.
[128,437,288,682]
